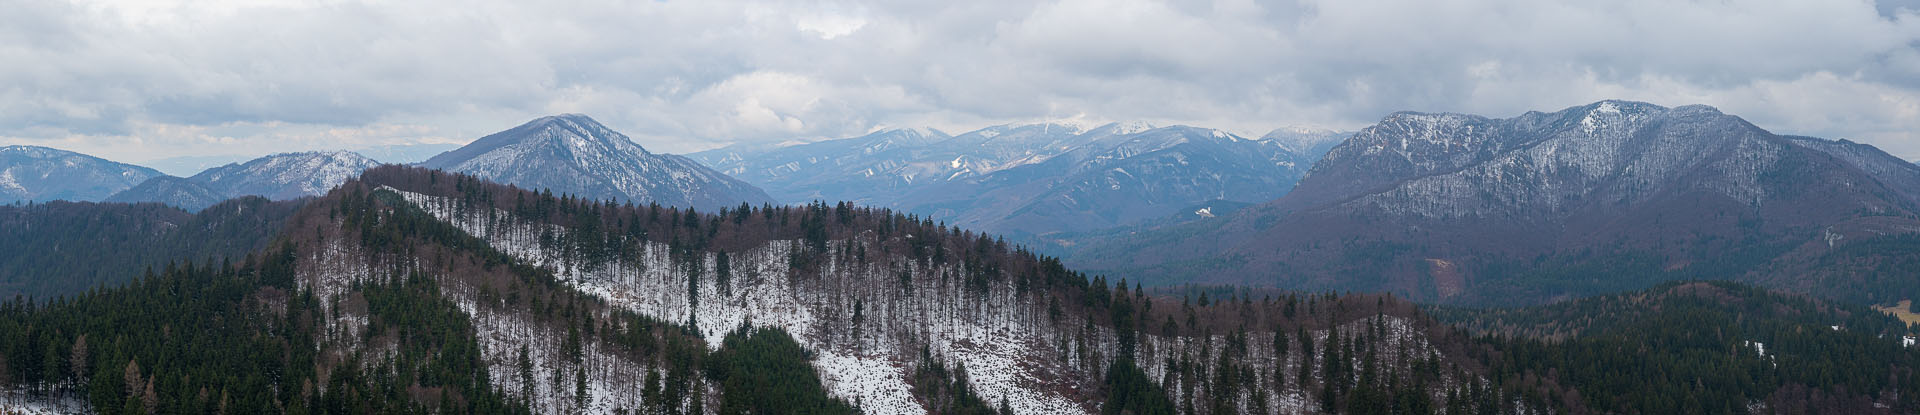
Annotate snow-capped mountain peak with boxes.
[1105,120,1158,136]
[419,114,774,210]
[1576,100,1664,135]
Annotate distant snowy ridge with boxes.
[1066,99,1920,305]
[692,121,1347,237]
[420,114,774,211]
[0,145,164,203]
[107,151,382,210]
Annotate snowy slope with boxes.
[1066,100,1920,305]
[421,114,774,211]
[378,184,1488,415]
[192,150,383,200]
[0,146,163,203]
[107,151,382,210]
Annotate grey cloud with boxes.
[0,0,1916,162]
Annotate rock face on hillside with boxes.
[1067,100,1920,305]
[0,145,163,203]
[420,114,774,211]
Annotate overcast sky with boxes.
[2,0,1918,163]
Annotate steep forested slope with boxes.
[0,197,302,300]
[360,165,1525,414]
[7,166,1920,414]
[2,166,1550,414]
[0,251,528,414]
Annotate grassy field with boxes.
[1873,300,1920,327]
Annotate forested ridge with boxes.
[1755,232,1920,306]
[0,197,302,300]
[2,166,1919,414]
[362,165,1557,413]
[1436,281,1920,414]
[0,167,876,414]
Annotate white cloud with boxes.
[0,0,1915,162]
[795,7,869,39]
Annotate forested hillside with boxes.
[1436,281,1920,414]
[4,166,1919,414]
[0,197,302,300]
[360,165,1535,414]
[1,166,1554,414]
[0,170,807,414]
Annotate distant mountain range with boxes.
[693,122,1346,236]
[8,106,1920,414]
[692,126,958,205]
[10,105,1919,309]
[141,143,461,176]
[5,115,1342,236]
[355,142,463,164]
[0,146,163,204]
[422,114,774,211]
[8,115,775,212]
[108,151,384,211]
[1064,100,1920,305]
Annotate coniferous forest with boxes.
[3,166,1919,414]
[0,197,302,300]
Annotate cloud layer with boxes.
[2,0,1917,162]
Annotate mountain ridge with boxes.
[106,150,383,210]
[0,145,164,204]
[420,114,774,211]
[1064,100,1920,305]
[693,121,1340,237]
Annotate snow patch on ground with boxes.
[0,389,87,414]
[384,188,1507,415]
[392,188,1091,414]
[816,351,922,414]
